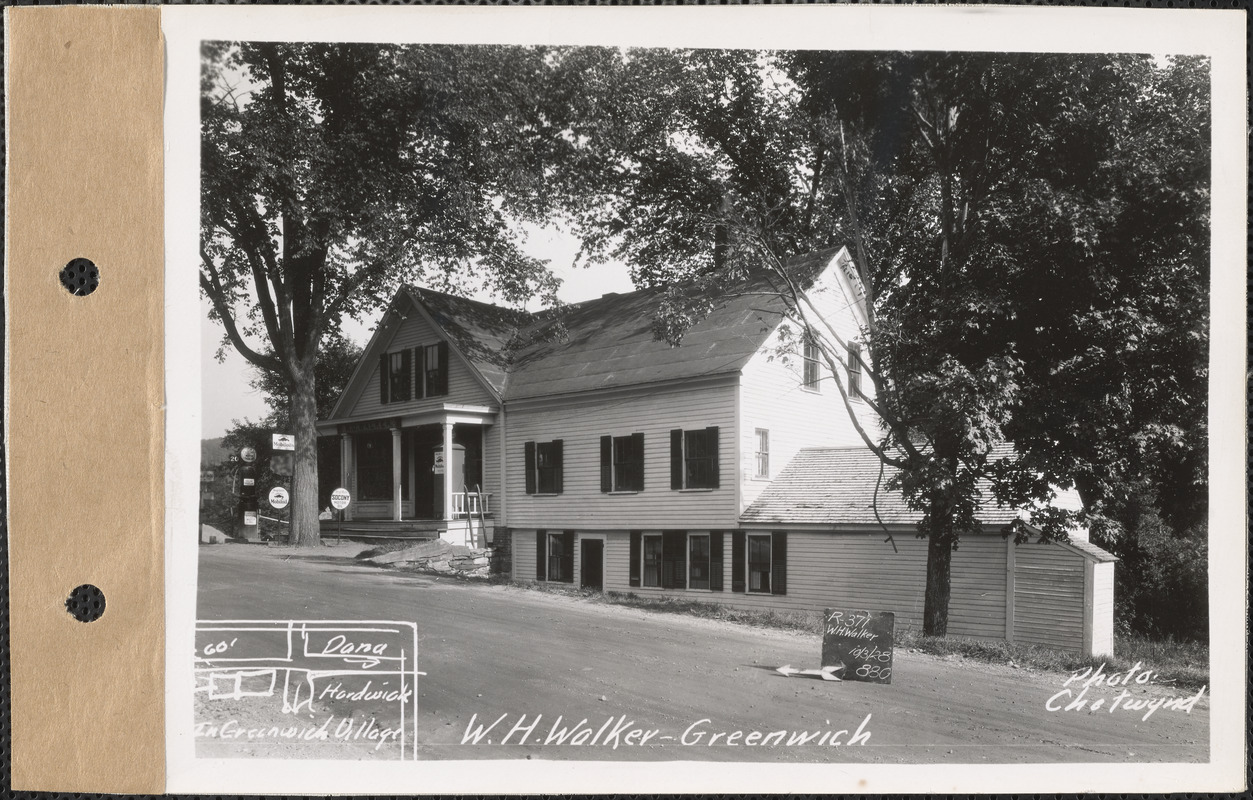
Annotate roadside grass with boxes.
[353,539,431,560]
[509,580,1209,689]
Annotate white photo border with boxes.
[164,5,1247,794]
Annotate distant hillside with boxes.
[201,436,233,466]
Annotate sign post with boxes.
[330,487,351,545]
[820,609,895,684]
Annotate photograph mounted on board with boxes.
[188,28,1216,773]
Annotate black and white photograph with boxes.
[163,5,1245,794]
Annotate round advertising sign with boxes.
[240,446,257,463]
[268,486,290,510]
[330,487,351,510]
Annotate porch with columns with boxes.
[318,408,495,545]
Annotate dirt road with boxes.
[195,543,1208,763]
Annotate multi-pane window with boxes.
[670,427,719,490]
[754,429,770,479]
[642,534,664,588]
[388,351,411,402]
[548,533,568,582]
[380,342,447,403]
[601,433,645,492]
[524,440,564,495]
[535,530,573,583]
[424,342,448,397]
[747,534,773,593]
[848,342,863,399]
[803,336,821,391]
[535,441,562,494]
[632,531,723,592]
[356,432,391,501]
[688,534,711,590]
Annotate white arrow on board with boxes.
[775,663,845,681]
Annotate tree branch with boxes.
[200,247,284,374]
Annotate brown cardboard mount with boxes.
[6,7,165,793]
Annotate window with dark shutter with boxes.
[629,531,641,587]
[536,440,562,494]
[435,341,450,395]
[424,342,448,397]
[608,433,644,491]
[535,530,546,581]
[731,532,746,593]
[413,346,426,399]
[662,531,686,590]
[688,534,710,590]
[747,534,772,593]
[524,441,536,495]
[389,350,411,402]
[669,428,720,489]
[710,532,724,591]
[642,534,663,587]
[379,354,390,404]
[670,429,683,489]
[558,531,575,583]
[771,532,787,596]
[600,436,612,493]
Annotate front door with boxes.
[580,539,604,590]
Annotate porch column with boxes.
[340,433,354,521]
[442,420,455,521]
[392,426,403,522]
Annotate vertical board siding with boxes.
[1091,561,1115,656]
[505,382,738,530]
[346,310,494,419]
[737,260,879,512]
[1013,542,1086,652]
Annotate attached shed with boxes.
[740,447,1117,657]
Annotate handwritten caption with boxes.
[460,712,873,749]
[1046,661,1205,720]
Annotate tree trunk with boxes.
[290,367,321,547]
[922,526,954,636]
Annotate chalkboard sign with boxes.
[821,609,894,684]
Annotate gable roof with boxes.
[740,445,1116,561]
[401,245,850,402]
[740,444,1022,528]
[404,287,530,397]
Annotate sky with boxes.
[200,224,635,438]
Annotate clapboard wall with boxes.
[344,302,496,419]
[1013,541,1086,652]
[504,380,739,530]
[513,528,1111,655]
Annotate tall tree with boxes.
[200,42,566,546]
[551,48,1209,636]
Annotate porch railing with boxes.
[451,492,492,518]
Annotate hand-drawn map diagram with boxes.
[194,620,420,759]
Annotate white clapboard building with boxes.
[317,246,1116,656]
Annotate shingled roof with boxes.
[406,246,848,401]
[740,445,1024,527]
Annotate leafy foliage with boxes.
[201,42,572,544]
[549,49,1210,636]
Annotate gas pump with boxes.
[238,446,260,541]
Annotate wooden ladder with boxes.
[464,483,485,547]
